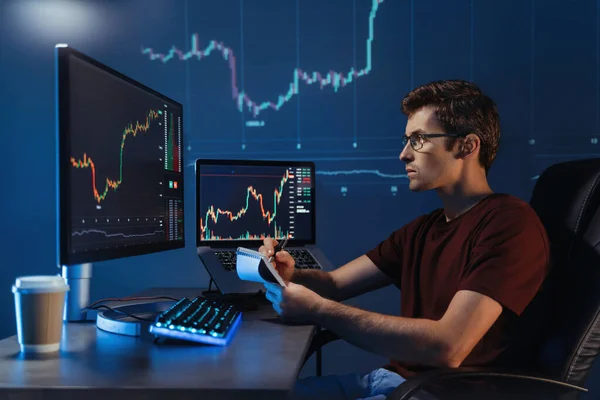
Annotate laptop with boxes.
[195,159,333,294]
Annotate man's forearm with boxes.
[313,298,455,368]
[291,269,340,300]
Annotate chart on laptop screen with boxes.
[198,164,313,241]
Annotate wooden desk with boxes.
[0,288,316,400]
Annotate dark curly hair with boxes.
[401,80,500,174]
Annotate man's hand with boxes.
[259,238,295,282]
[263,281,324,321]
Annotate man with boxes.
[259,80,550,399]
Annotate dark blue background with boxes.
[1,0,599,391]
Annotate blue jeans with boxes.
[291,367,436,399]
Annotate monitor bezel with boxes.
[56,44,185,267]
[195,158,317,248]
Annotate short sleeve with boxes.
[365,230,404,282]
[365,214,429,283]
[458,203,550,316]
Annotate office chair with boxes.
[304,158,600,399]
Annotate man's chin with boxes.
[408,182,425,192]
[408,180,434,192]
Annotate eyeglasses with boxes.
[401,133,465,151]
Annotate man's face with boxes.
[400,105,461,192]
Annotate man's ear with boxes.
[456,134,479,159]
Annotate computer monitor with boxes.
[55,44,184,323]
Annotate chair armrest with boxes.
[388,367,588,400]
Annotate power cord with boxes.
[89,304,156,322]
[83,295,180,322]
[84,295,179,310]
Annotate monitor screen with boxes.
[56,45,185,266]
[196,160,315,247]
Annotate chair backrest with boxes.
[528,158,600,387]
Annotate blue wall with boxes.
[1,0,599,392]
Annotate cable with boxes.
[84,296,180,323]
[84,295,179,310]
[89,305,156,322]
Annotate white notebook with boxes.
[235,247,286,287]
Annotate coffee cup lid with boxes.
[12,275,70,294]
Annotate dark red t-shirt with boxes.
[365,193,550,378]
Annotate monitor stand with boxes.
[62,263,93,322]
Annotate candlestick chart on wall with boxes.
[143,0,384,120]
[139,0,406,158]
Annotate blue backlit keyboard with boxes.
[149,296,242,346]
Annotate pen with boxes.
[268,238,288,263]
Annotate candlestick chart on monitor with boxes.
[198,164,313,241]
[69,104,183,251]
[71,109,159,203]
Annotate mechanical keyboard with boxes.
[149,296,242,346]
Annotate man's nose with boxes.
[399,142,413,163]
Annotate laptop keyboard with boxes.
[287,249,322,269]
[215,249,322,271]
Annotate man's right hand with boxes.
[259,238,295,282]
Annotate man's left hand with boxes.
[263,281,324,321]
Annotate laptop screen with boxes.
[196,160,315,247]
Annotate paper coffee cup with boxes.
[12,275,70,354]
